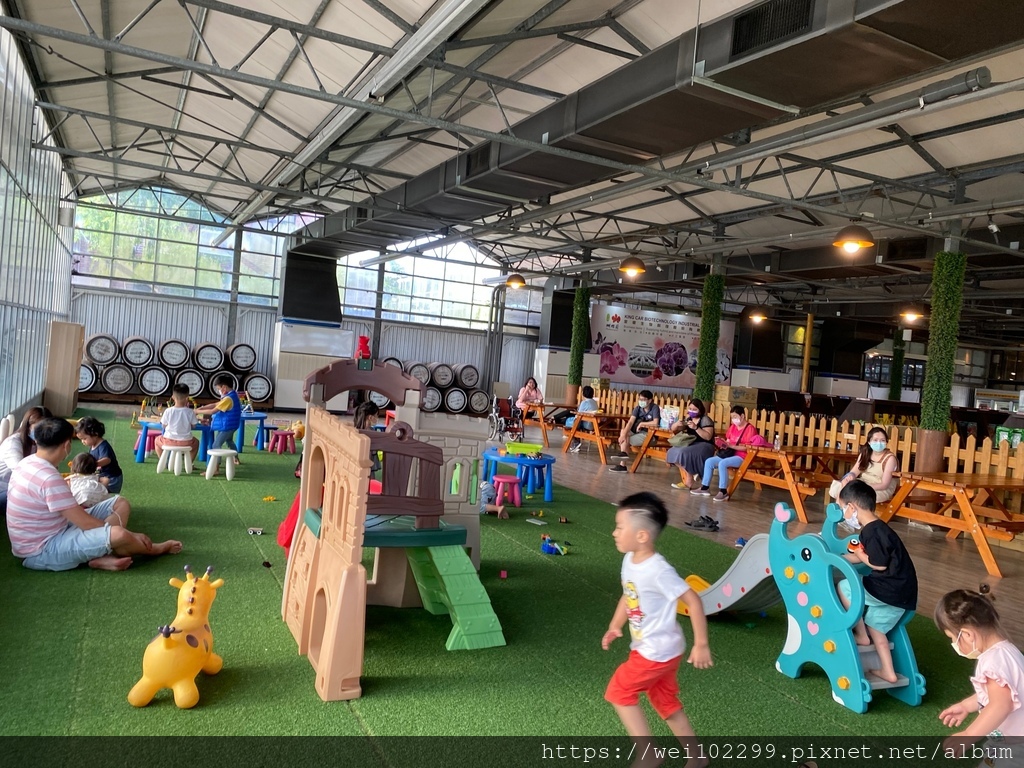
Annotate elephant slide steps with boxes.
[858,643,911,691]
[406,545,506,651]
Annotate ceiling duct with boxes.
[295,0,1024,261]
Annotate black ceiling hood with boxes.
[294,0,1024,258]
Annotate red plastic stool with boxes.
[491,474,523,508]
[134,429,162,457]
[268,429,296,454]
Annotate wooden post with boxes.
[800,312,814,393]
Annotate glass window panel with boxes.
[238,274,273,295]
[382,293,410,313]
[197,268,230,291]
[413,256,446,279]
[240,251,276,276]
[156,263,195,287]
[413,277,443,299]
[410,297,441,318]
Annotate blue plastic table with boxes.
[481,447,555,502]
[135,419,211,463]
[239,411,268,453]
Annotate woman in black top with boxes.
[665,399,716,490]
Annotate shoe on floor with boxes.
[712,491,730,502]
[684,515,713,527]
[688,517,720,531]
[690,487,711,496]
[670,482,688,490]
[608,464,627,472]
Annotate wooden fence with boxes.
[593,386,1024,518]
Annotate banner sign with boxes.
[590,303,735,387]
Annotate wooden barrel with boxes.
[422,386,442,412]
[368,391,391,409]
[468,389,490,414]
[381,357,403,369]
[121,336,155,367]
[85,334,120,365]
[137,366,171,397]
[427,362,455,388]
[192,342,224,372]
[243,373,273,403]
[443,386,467,413]
[78,363,97,392]
[208,371,238,397]
[453,363,480,389]
[227,343,257,371]
[158,339,191,368]
[99,363,134,395]
[174,369,205,398]
[405,361,430,385]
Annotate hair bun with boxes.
[979,583,996,601]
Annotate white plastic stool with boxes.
[205,448,237,481]
[156,446,193,476]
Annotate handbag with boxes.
[668,432,696,447]
[717,424,753,459]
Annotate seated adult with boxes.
[691,405,769,503]
[6,418,182,572]
[516,377,544,412]
[828,426,899,503]
[665,399,716,490]
[0,406,52,513]
[608,390,660,473]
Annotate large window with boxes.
[338,242,542,331]
[72,189,316,305]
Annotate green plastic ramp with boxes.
[406,545,506,651]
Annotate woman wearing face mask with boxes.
[0,406,52,513]
[829,426,898,504]
[665,400,716,490]
[690,405,769,505]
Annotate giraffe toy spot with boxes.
[807,621,819,635]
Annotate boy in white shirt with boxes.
[603,492,712,765]
[156,384,199,462]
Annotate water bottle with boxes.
[773,433,781,450]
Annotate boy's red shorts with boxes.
[605,650,682,718]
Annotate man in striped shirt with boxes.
[6,418,182,571]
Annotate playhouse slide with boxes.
[679,534,782,617]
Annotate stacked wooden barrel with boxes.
[377,358,486,416]
[80,335,274,403]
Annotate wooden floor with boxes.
[537,428,1024,646]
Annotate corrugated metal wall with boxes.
[70,291,537,395]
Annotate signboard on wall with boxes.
[590,303,735,388]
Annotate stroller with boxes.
[488,396,524,442]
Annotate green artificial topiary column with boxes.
[920,251,966,431]
[888,329,905,401]
[693,273,725,403]
[566,282,590,404]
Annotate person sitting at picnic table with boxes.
[608,391,660,473]
[829,425,899,503]
[666,400,716,490]
[691,405,769,504]
[516,377,544,412]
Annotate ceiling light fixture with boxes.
[900,304,925,323]
[505,273,526,289]
[833,224,874,254]
[619,255,646,277]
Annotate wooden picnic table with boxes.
[628,427,676,473]
[877,471,1024,577]
[521,402,577,447]
[561,412,631,464]
[725,444,861,524]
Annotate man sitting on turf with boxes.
[6,418,182,571]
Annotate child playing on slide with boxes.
[603,492,712,767]
[835,479,918,684]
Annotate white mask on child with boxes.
[843,504,862,530]
[951,630,982,660]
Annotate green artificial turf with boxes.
[0,410,975,737]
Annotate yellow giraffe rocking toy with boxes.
[128,565,225,709]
